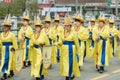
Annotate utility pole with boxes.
[75,0,78,13]
[115,0,118,16]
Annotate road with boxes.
[1,53,120,80]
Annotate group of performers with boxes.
[0,11,120,80]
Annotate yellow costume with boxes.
[53,25,64,63]
[42,12,57,64]
[86,25,96,58]
[107,26,118,55]
[59,30,80,77]
[30,31,49,77]
[72,26,89,66]
[58,17,80,77]
[18,25,33,62]
[93,26,112,66]
[72,14,89,66]
[0,31,18,74]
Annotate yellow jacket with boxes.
[30,32,49,77]
[18,26,33,61]
[0,31,18,74]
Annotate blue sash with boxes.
[63,41,74,77]
[2,42,13,72]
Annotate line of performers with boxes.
[0,11,120,80]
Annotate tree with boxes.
[0,0,39,19]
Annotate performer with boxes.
[58,16,80,80]
[30,16,49,80]
[53,13,64,63]
[86,17,96,58]
[0,15,18,80]
[41,12,56,68]
[18,11,33,68]
[107,18,118,56]
[93,14,111,73]
[72,13,89,68]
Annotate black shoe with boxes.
[1,73,7,80]
[28,61,31,67]
[79,66,81,71]
[70,75,75,80]
[8,70,14,78]
[36,77,40,80]
[41,75,44,79]
[23,61,27,68]
[57,57,60,63]
[66,77,70,80]
[99,66,104,74]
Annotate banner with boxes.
[14,49,23,73]
[3,0,12,3]
[42,46,52,69]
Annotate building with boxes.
[54,0,107,18]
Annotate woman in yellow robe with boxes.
[107,19,118,56]
[30,19,49,80]
[18,15,33,68]
[53,13,64,63]
[58,17,80,80]
[41,12,56,66]
[93,16,112,73]
[0,19,18,80]
[72,14,89,67]
[86,18,96,58]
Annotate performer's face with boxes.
[109,23,114,28]
[23,20,29,26]
[75,20,80,27]
[98,21,104,28]
[64,25,71,31]
[35,26,41,32]
[91,21,95,25]
[45,22,50,28]
[54,21,59,26]
[4,25,10,32]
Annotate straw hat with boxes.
[97,13,107,24]
[4,20,11,26]
[22,10,30,21]
[73,14,83,21]
[34,20,43,26]
[54,13,60,21]
[45,12,51,22]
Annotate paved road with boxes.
[1,53,120,80]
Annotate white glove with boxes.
[20,36,25,41]
[76,31,78,34]
[46,32,49,36]
[111,33,114,37]
[27,45,30,48]
[54,42,58,46]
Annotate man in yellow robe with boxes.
[41,12,56,68]
[0,16,18,80]
[72,14,89,68]
[86,17,96,58]
[30,17,49,80]
[93,15,112,73]
[18,14,33,68]
[107,19,118,56]
[53,13,64,63]
[58,16,80,80]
